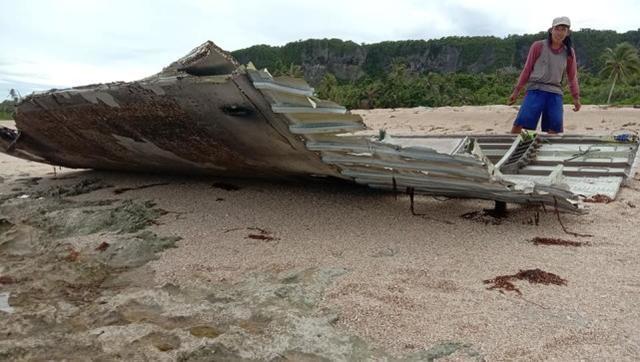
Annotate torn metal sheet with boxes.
[1,41,639,213]
[384,133,639,200]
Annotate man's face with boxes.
[551,25,570,43]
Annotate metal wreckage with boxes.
[1,41,639,213]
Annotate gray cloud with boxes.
[0,67,49,81]
[0,0,638,94]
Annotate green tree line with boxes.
[233,30,640,108]
[234,30,640,75]
[314,58,640,109]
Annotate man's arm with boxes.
[567,48,581,111]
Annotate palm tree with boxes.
[600,42,640,104]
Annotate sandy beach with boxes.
[1,105,640,360]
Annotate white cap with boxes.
[552,16,571,28]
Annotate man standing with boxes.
[509,16,581,134]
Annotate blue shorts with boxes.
[514,90,564,133]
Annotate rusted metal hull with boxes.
[7,75,338,178]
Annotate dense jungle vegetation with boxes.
[232,29,640,108]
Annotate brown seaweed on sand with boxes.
[530,237,587,247]
[484,269,567,294]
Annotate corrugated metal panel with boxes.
[246,68,640,212]
[247,72,631,212]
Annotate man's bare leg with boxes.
[511,125,523,134]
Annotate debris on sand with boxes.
[514,269,567,285]
[65,248,80,262]
[460,210,503,225]
[484,275,521,295]
[530,237,587,247]
[247,234,275,241]
[95,242,110,252]
[0,275,15,284]
[584,194,613,203]
[246,227,278,242]
[224,226,279,242]
[113,182,170,195]
[484,268,567,295]
[212,182,241,191]
[0,292,14,314]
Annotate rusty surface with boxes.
[12,78,330,177]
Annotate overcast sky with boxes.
[1,0,638,98]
